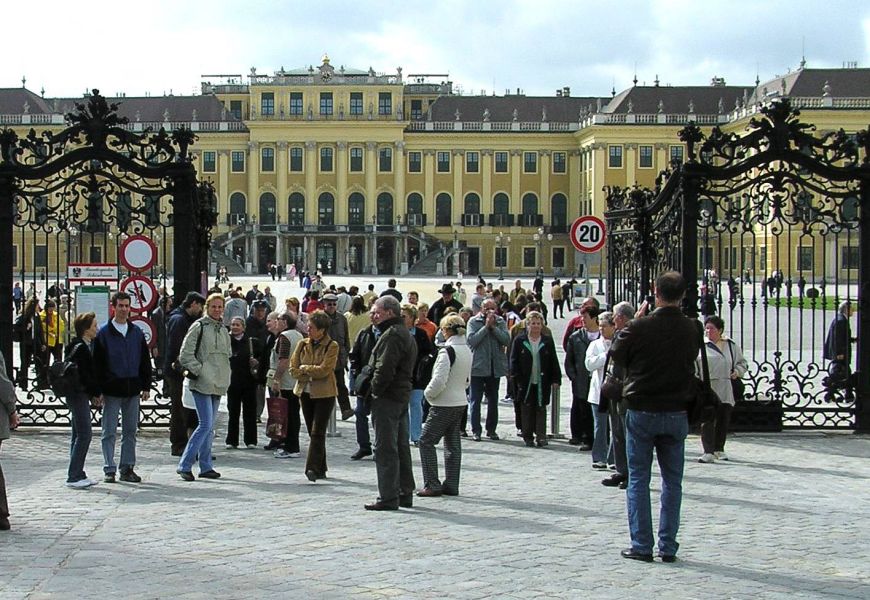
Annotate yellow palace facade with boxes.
[2,57,869,279]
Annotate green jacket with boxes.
[179,316,231,396]
[369,316,417,404]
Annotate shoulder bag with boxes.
[728,340,745,401]
[689,324,721,425]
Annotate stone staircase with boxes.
[209,247,246,276]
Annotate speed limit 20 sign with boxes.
[570,216,607,253]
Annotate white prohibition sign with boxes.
[570,216,607,253]
[129,316,156,349]
[120,235,157,273]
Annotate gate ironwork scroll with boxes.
[0,90,216,427]
[605,99,870,430]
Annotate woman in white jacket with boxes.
[584,311,616,469]
[417,314,473,498]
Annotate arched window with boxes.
[551,193,568,231]
[288,192,305,226]
[259,192,276,225]
[377,192,393,225]
[464,192,480,215]
[318,192,335,226]
[229,192,246,226]
[493,192,509,214]
[435,192,452,227]
[348,192,365,226]
[406,192,424,226]
[522,193,538,215]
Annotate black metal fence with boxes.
[605,100,870,431]
[0,90,214,426]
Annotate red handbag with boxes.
[266,395,289,440]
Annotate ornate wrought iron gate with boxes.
[605,100,870,430]
[0,90,215,426]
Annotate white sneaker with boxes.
[274,450,301,458]
[225,444,237,450]
[245,444,257,449]
[698,453,716,463]
[65,478,97,489]
[287,452,301,458]
[715,451,729,461]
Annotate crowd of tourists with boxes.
[0,267,796,561]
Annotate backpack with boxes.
[415,346,456,387]
[48,343,84,397]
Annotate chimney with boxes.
[563,86,570,97]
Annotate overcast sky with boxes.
[3,0,869,99]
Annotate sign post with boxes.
[570,216,607,301]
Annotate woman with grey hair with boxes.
[584,311,616,469]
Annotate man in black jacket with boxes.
[364,296,417,511]
[609,271,700,564]
[427,283,463,327]
[163,292,205,456]
[348,307,381,460]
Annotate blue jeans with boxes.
[67,393,93,482]
[355,395,371,451]
[591,404,610,464]
[469,376,501,435]
[625,409,688,557]
[408,389,424,442]
[101,395,140,475]
[178,392,221,473]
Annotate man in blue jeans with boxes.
[348,308,381,460]
[466,299,510,441]
[93,292,152,484]
[609,271,700,563]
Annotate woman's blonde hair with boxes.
[401,304,418,320]
[439,314,466,336]
[525,310,544,324]
[206,292,224,307]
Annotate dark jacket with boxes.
[609,305,700,412]
[509,333,562,406]
[164,306,197,373]
[369,316,416,404]
[564,328,594,400]
[427,297,463,327]
[93,321,152,397]
[824,313,851,362]
[65,337,100,398]
[245,314,268,346]
[410,326,436,389]
[349,325,378,375]
[229,334,257,390]
[327,311,350,369]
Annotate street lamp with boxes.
[533,226,552,273]
[496,231,510,280]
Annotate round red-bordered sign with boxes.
[570,216,607,253]
[129,315,156,349]
[120,235,158,273]
[120,275,158,313]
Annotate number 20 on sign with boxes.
[570,216,607,253]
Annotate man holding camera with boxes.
[467,299,511,441]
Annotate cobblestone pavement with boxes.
[2,276,869,599]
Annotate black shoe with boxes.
[568,438,581,445]
[659,554,677,563]
[341,409,355,421]
[177,470,194,482]
[104,473,116,484]
[199,470,221,479]
[460,431,468,438]
[350,448,372,460]
[398,494,413,509]
[364,500,399,511]
[441,487,459,496]
[263,441,281,450]
[119,470,142,483]
[524,439,535,447]
[171,449,184,457]
[621,549,653,563]
[472,433,482,442]
[578,443,593,452]
[536,440,548,448]
[305,470,317,482]
[486,431,500,441]
[0,517,10,530]
[618,480,628,490]
[602,474,626,487]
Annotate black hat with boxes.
[439,283,456,295]
[252,300,269,310]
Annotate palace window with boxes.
[639,145,653,168]
[261,92,274,116]
[318,192,334,226]
[435,193,452,226]
[350,147,363,172]
[495,151,508,173]
[798,246,814,271]
[288,192,305,226]
[608,145,623,168]
[670,145,684,165]
[378,92,392,115]
[523,152,537,173]
[410,99,423,120]
[379,147,392,172]
[408,151,422,173]
[552,152,566,173]
[466,151,479,173]
[231,151,245,172]
[261,147,274,172]
[202,151,216,173]
[229,100,242,120]
[348,192,365,225]
[437,151,450,173]
[320,147,334,172]
[523,247,537,268]
[290,147,303,172]
[350,92,363,115]
[320,92,333,115]
[289,92,303,115]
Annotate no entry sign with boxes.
[570,216,607,253]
